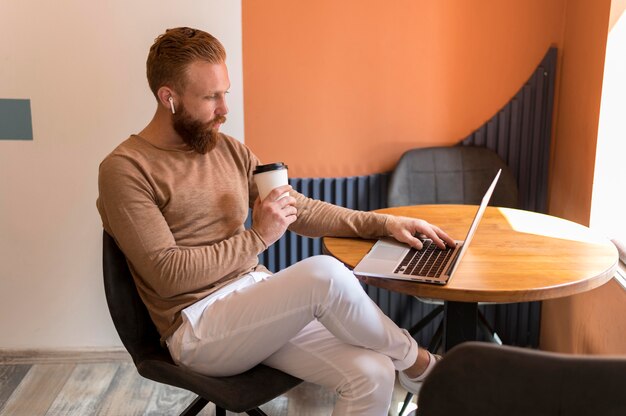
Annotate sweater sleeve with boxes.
[287,190,390,239]
[97,155,266,299]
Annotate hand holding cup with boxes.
[252,163,296,245]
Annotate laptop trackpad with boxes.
[369,244,404,261]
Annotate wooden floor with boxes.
[0,351,415,416]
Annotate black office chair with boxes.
[102,231,302,416]
[416,341,626,416]
[388,145,518,415]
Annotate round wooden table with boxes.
[323,205,618,350]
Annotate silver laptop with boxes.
[353,169,501,285]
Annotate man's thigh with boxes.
[173,257,345,376]
[262,320,395,392]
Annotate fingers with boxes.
[277,195,297,209]
[265,185,293,202]
[282,205,298,220]
[389,226,424,250]
[435,226,456,248]
[420,225,454,249]
[252,184,299,244]
[260,186,296,210]
[255,194,295,214]
[262,197,297,219]
[404,231,424,250]
[388,216,455,250]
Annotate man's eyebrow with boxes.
[211,85,231,94]
[203,90,228,98]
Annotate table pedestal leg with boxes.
[443,301,478,351]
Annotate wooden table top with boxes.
[323,205,619,303]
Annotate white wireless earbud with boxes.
[168,96,176,114]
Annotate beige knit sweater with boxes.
[97,134,389,342]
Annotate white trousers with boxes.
[167,255,418,415]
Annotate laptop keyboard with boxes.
[394,240,455,278]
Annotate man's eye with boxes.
[206,91,229,100]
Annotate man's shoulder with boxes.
[99,135,154,176]
[101,135,143,161]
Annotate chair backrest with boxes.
[417,342,626,416]
[102,231,167,365]
[388,146,518,208]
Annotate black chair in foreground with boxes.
[102,231,302,416]
[417,341,626,416]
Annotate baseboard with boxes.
[0,347,131,364]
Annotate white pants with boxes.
[167,255,418,415]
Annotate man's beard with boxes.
[172,104,227,154]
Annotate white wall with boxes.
[0,0,243,348]
[591,7,626,242]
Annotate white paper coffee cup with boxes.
[253,162,289,201]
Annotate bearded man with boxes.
[97,27,452,415]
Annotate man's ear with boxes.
[157,87,176,113]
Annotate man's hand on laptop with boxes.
[385,216,455,250]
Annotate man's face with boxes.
[172,61,230,154]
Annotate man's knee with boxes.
[339,353,396,406]
[285,255,365,312]
[295,255,355,287]
[301,254,348,273]
[364,355,396,393]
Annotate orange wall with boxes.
[243,0,625,355]
[542,279,626,354]
[243,0,565,178]
[541,0,625,355]
[547,0,611,226]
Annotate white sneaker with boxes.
[398,351,442,396]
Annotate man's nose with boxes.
[216,96,229,115]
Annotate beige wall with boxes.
[0,0,244,349]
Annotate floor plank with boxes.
[96,362,157,416]
[259,394,289,416]
[143,382,197,415]
[45,363,119,415]
[0,349,130,364]
[0,365,31,412]
[0,356,413,415]
[0,363,75,416]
